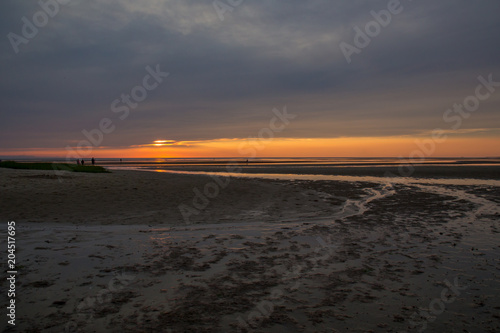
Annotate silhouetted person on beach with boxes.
[91,157,95,165]
[81,159,85,166]
[77,159,80,165]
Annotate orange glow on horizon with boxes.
[1,135,499,159]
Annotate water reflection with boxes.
[110,167,500,187]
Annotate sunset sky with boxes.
[1,0,499,158]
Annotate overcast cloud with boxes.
[1,0,499,151]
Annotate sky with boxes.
[1,0,499,158]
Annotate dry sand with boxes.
[0,168,367,226]
[1,167,499,332]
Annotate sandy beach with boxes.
[0,167,366,226]
[3,0,500,331]
[1,167,499,332]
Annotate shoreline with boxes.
[110,166,500,187]
[138,164,500,180]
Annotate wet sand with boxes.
[1,167,499,332]
[153,163,500,180]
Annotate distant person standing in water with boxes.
[91,157,95,165]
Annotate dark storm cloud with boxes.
[1,0,499,150]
